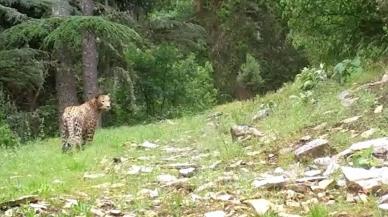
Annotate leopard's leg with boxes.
[61,119,69,153]
[68,117,83,152]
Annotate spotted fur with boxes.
[61,94,111,152]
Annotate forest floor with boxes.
[0,65,387,217]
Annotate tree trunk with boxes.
[81,0,101,126]
[52,0,78,128]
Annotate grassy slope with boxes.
[0,64,387,216]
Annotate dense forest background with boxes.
[1,0,388,145]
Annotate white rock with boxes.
[274,167,285,174]
[90,208,105,216]
[380,194,388,204]
[341,166,388,189]
[338,137,388,157]
[139,141,159,149]
[246,199,272,215]
[139,189,159,199]
[64,199,78,208]
[157,174,178,184]
[313,157,333,166]
[361,128,377,139]
[204,210,226,217]
[179,167,196,177]
[304,169,321,177]
[379,203,388,211]
[375,105,384,114]
[252,176,288,188]
[341,115,362,124]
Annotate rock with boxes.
[127,165,153,175]
[274,167,285,174]
[375,105,383,114]
[337,90,358,107]
[139,141,159,149]
[208,161,222,169]
[230,125,264,141]
[322,159,339,176]
[315,179,334,191]
[313,157,333,166]
[355,193,368,203]
[379,203,388,211]
[157,174,178,184]
[278,213,301,217]
[379,194,388,204]
[253,176,288,188]
[313,122,327,131]
[204,210,226,217]
[139,189,159,199]
[64,199,78,208]
[196,182,216,192]
[29,202,48,213]
[346,193,355,202]
[179,167,196,177]
[341,166,388,190]
[91,208,105,216]
[165,163,197,170]
[0,195,39,210]
[83,172,105,179]
[304,170,321,177]
[109,209,122,216]
[341,116,362,124]
[295,176,326,183]
[338,137,388,157]
[245,199,272,215]
[294,139,329,159]
[252,108,271,121]
[360,128,377,139]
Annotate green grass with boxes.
[0,64,386,216]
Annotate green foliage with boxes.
[333,57,363,84]
[308,204,329,217]
[281,0,388,63]
[0,17,62,48]
[295,64,328,91]
[350,148,380,169]
[0,89,19,147]
[0,4,28,27]
[237,54,264,93]
[44,16,141,50]
[126,43,217,119]
[0,48,47,91]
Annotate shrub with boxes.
[237,54,264,93]
[332,57,362,84]
[295,64,328,91]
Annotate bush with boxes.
[295,64,328,91]
[332,57,362,84]
[237,54,264,93]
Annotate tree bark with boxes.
[81,0,101,126]
[52,0,78,128]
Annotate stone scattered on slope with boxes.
[127,165,153,175]
[139,189,159,199]
[337,90,359,107]
[313,122,327,131]
[139,141,159,149]
[253,175,288,188]
[360,128,377,139]
[341,166,388,191]
[338,137,388,158]
[64,199,78,208]
[83,172,105,180]
[204,210,226,217]
[29,202,48,213]
[378,203,388,211]
[374,105,384,114]
[179,167,196,177]
[341,116,362,124]
[294,139,329,159]
[252,108,271,121]
[304,170,321,177]
[0,195,39,210]
[165,163,198,170]
[157,174,178,184]
[245,199,272,216]
[230,125,264,141]
[90,207,105,217]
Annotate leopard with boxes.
[61,94,111,152]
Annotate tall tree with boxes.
[52,0,79,127]
[81,0,99,101]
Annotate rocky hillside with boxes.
[0,65,387,217]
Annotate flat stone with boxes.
[179,167,196,177]
[379,203,388,211]
[379,194,388,204]
[0,195,39,210]
[204,210,226,217]
[245,199,272,215]
[90,208,105,216]
[139,141,159,149]
[341,166,388,190]
[294,139,329,159]
[338,137,388,157]
[164,163,197,170]
[230,125,264,141]
[341,116,362,124]
[157,174,178,184]
[313,122,327,131]
[139,189,159,199]
[252,108,271,121]
[253,176,288,188]
[304,170,321,177]
[375,105,383,114]
[64,199,78,208]
[360,128,377,139]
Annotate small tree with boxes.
[237,54,264,94]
